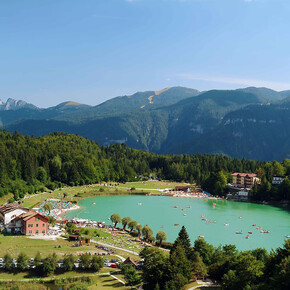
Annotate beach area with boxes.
[34,198,80,220]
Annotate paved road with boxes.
[188,280,219,290]
[93,240,140,256]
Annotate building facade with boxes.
[272,176,285,185]
[0,203,29,232]
[231,173,261,188]
[11,211,49,235]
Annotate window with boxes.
[28,224,33,227]
[43,223,45,227]
[29,230,32,234]
[42,230,45,233]
[36,230,39,234]
[36,224,38,227]
[35,217,40,221]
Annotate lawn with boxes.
[0,234,140,261]
[20,184,149,209]
[0,271,129,289]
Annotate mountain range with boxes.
[1,87,290,161]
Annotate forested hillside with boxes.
[0,131,289,202]
[2,86,290,161]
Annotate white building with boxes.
[0,203,29,229]
[272,176,285,185]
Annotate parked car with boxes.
[110,264,117,268]
[0,258,3,263]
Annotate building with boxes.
[272,176,285,185]
[11,210,49,235]
[231,173,261,188]
[175,186,192,192]
[0,203,29,228]
[123,257,138,268]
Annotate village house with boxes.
[231,173,261,188]
[175,186,192,192]
[123,257,138,268]
[0,203,29,232]
[11,210,49,235]
[272,176,285,185]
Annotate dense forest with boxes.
[0,130,289,202]
[140,226,290,290]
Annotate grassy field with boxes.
[0,233,140,261]
[20,184,147,209]
[18,180,186,209]
[116,180,189,190]
[0,271,128,289]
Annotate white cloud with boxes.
[177,73,290,91]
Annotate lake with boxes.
[66,195,290,251]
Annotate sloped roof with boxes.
[13,210,49,222]
[0,203,29,215]
[175,186,191,190]
[124,257,137,267]
[232,173,257,177]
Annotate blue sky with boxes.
[1,0,290,107]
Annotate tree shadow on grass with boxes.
[100,275,125,288]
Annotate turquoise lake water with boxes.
[66,195,290,251]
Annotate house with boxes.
[0,203,29,230]
[231,173,261,188]
[123,257,138,268]
[272,176,285,185]
[11,210,49,235]
[175,186,192,192]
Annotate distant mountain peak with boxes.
[53,101,91,111]
[0,98,38,111]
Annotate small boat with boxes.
[214,221,216,223]
[181,208,185,211]
[202,218,207,221]
[201,215,204,218]
[174,224,179,226]
[183,213,187,216]
[245,235,250,239]
[285,235,290,238]
[174,206,178,208]
[256,226,261,230]
[248,231,253,234]
[239,216,242,219]
[252,224,256,226]
[261,230,270,233]
[187,206,192,208]
[224,223,229,226]
[236,231,243,234]
[137,202,142,205]
[198,235,204,238]
[92,202,96,205]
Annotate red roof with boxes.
[232,173,257,177]
[12,210,49,222]
[124,257,137,267]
